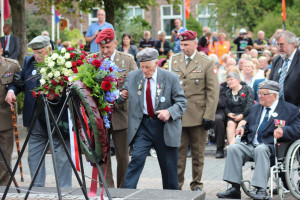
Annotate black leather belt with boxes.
[143,114,158,119]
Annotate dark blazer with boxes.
[269,49,300,107]
[9,56,38,127]
[118,45,139,65]
[242,100,300,156]
[9,55,68,128]
[0,35,20,59]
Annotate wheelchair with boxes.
[241,139,300,199]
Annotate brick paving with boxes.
[0,118,296,199]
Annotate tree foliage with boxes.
[186,14,202,38]
[26,12,49,42]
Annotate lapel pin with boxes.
[137,91,142,95]
[272,112,278,117]
[32,70,37,75]
[160,96,166,103]
[195,78,199,85]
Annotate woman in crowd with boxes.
[225,72,254,145]
[213,33,230,64]
[251,58,264,79]
[118,33,139,65]
[241,61,256,88]
[197,32,212,55]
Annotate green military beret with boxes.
[27,35,50,50]
[137,48,159,62]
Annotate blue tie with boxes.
[279,58,289,100]
[257,108,271,143]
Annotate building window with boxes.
[160,5,183,37]
[197,3,218,32]
[89,8,100,25]
[126,6,144,19]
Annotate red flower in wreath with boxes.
[80,44,84,49]
[72,67,78,73]
[44,85,49,90]
[72,62,77,67]
[93,54,97,58]
[77,59,83,66]
[67,47,75,51]
[109,67,113,72]
[59,80,64,86]
[102,106,110,113]
[241,93,246,97]
[32,91,37,98]
[81,51,88,56]
[92,59,101,69]
[80,55,85,59]
[52,80,57,86]
[70,53,75,58]
[101,81,112,91]
[64,76,69,81]
[38,91,42,96]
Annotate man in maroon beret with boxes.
[169,30,219,191]
[93,28,137,188]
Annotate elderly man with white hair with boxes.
[250,49,258,58]
[217,80,300,199]
[139,30,156,51]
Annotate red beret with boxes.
[95,28,115,44]
[177,30,197,41]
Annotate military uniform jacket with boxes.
[96,51,137,130]
[169,52,219,127]
[0,58,20,131]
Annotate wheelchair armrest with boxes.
[276,141,294,161]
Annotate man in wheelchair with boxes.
[217,80,300,199]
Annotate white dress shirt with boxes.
[4,34,11,51]
[253,98,279,145]
[143,67,158,115]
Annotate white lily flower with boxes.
[48,61,55,68]
[48,73,53,78]
[51,53,59,60]
[40,78,46,85]
[61,48,66,53]
[65,61,72,68]
[64,53,70,59]
[54,71,60,78]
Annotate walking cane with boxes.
[11,104,24,182]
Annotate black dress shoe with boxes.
[193,187,202,191]
[253,189,268,200]
[110,147,115,156]
[217,187,241,199]
[187,147,191,157]
[216,149,225,158]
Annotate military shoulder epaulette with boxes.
[172,53,181,57]
[200,54,211,60]
[119,51,133,58]
[5,58,20,65]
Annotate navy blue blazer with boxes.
[9,55,39,127]
[252,78,265,102]
[242,100,300,155]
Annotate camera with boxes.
[98,29,102,33]
[174,29,177,34]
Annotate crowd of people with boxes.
[0,8,300,200]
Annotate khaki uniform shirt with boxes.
[169,52,219,127]
[95,51,137,130]
[0,58,21,131]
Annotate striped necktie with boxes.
[186,57,192,68]
[279,58,289,100]
[257,108,271,143]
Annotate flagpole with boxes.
[182,0,186,28]
[57,22,59,41]
[1,0,4,36]
[51,4,55,42]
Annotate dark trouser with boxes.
[214,113,226,149]
[124,117,178,189]
[101,128,129,188]
[0,128,14,186]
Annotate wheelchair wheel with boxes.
[278,186,284,200]
[284,139,300,199]
[241,180,257,198]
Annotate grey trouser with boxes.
[28,120,72,187]
[223,143,271,189]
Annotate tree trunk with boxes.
[9,0,27,66]
[103,0,114,27]
[151,6,157,39]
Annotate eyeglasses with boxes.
[257,92,271,97]
[277,43,286,48]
